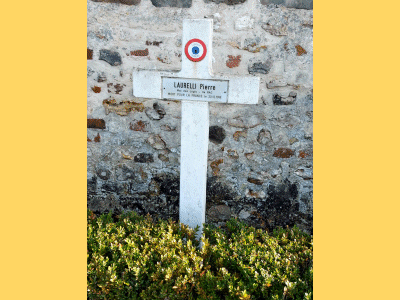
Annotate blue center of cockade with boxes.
[192,46,200,55]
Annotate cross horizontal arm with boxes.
[133,69,260,104]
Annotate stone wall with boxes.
[87,0,313,233]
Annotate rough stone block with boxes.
[260,0,313,10]
[87,119,106,129]
[130,120,149,132]
[147,135,167,150]
[204,0,246,4]
[248,61,272,74]
[134,153,154,163]
[209,126,226,144]
[273,94,296,105]
[273,148,294,158]
[207,205,232,222]
[87,48,93,60]
[99,49,122,66]
[150,0,191,8]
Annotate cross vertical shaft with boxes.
[180,101,209,238]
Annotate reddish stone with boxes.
[130,120,149,132]
[92,86,101,93]
[226,55,241,68]
[273,148,294,158]
[247,178,264,185]
[210,159,223,176]
[94,133,101,142]
[131,48,149,56]
[233,130,247,141]
[295,45,307,56]
[87,48,93,60]
[107,83,125,94]
[298,149,313,158]
[87,119,106,129]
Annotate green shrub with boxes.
[87,211,313,300]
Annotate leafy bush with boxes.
[87,211,313,300]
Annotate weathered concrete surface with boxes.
[87,0,313,234]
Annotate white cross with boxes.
[133,19,259,239]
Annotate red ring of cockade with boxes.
[184,38,207,62]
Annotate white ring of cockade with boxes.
[185,38,207,62]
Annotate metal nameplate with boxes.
[162,77,228,103]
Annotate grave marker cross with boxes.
[133,19,259,238]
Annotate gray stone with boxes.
[272,110,301,128]
[99,49,122,66]
[150,0,191,8]
[147,135,167,150]
[261,24,288,36]
[295,167,313,180]
[207,205,232,222]
[161,124,176,131]
[257,129,273,145]
[145,102,166,120]
[87,67,95,77]
[116,165,136,181]
[260,0,313,10]
[96,168,111,180]
[238,210,251,219]
[204,0,246,4]
[97,72,107,83]
[267,80,287,89]
[248,61,272,74]
[228,115,263,129]
[281,161,290,179]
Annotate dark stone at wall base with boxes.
[150,0,191,8]
[87,176,97,195]
[209,126,226,144]
[96,168,111,180]
[88,194,121,214]
[134,153,154,163]
[153,173,180,197]
[99,49,122,66]
[87,175,313,235]
[206,177,237,207]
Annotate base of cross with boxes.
[133,19,260,243]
